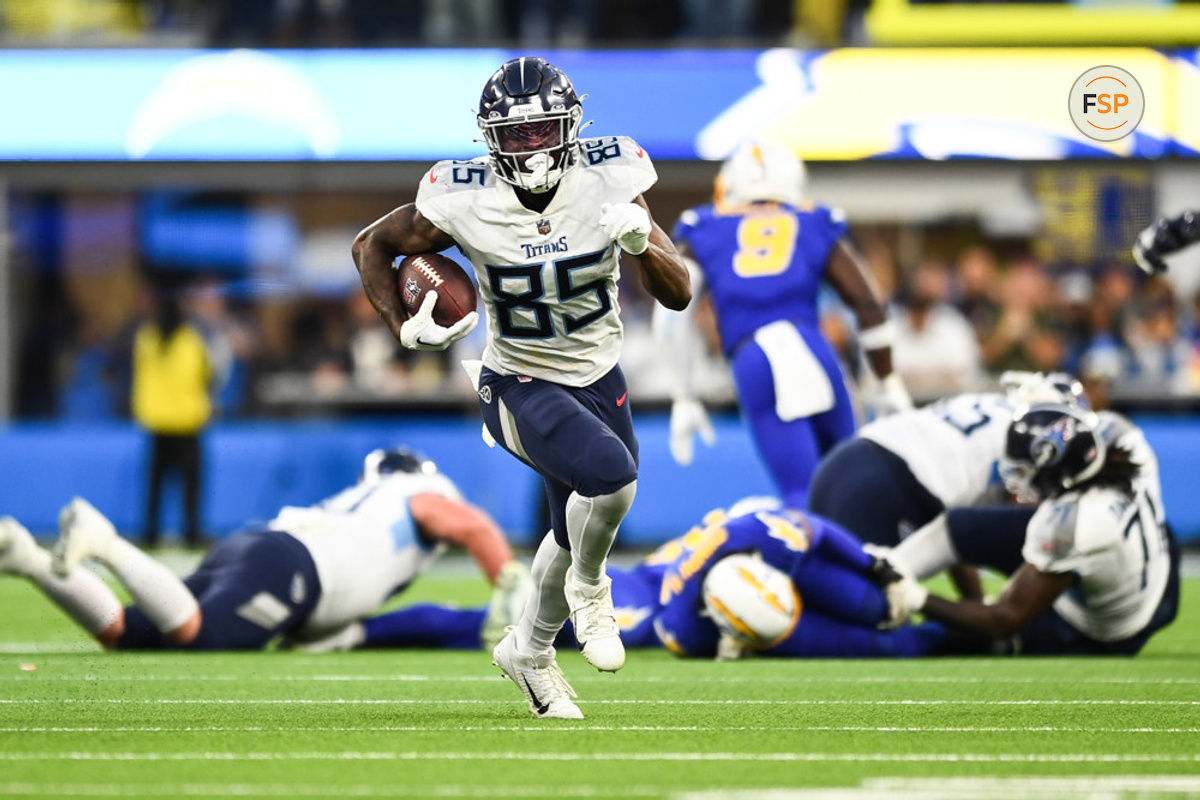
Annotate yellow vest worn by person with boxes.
[132,323,212,434]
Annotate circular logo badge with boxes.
[1068,66,1144,142]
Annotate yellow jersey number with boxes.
[732,212,797,278]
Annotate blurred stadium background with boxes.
[2,0,1200,549]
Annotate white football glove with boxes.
[714,632,747,662]
[398,290,479,352]
[873,373,914,417]
[669,397,716,466]
[882,576,928,630]
[599,202,651,255]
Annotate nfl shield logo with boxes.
[537,218,551,235]
[403,278,421,306]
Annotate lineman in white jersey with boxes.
[889,404,1179,654]
[0,449,531,651]
[352,57,690,719]
[810,372,1090,599]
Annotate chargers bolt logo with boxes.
[1069,66,1143,142]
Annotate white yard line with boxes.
[2,697,1197,705]
[0,751,1198,763]
[0,784,663,798]
[1,724,1197,734]
[3,673,1200,686]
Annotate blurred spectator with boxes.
[979,257,1055,372]
[1124,280,1196,396]
[951,245,1001,341]
[680,0,757,41]
[892,259,982,397]
[131,289,212,547]
[186,280,258,417]
[424,0,499,45]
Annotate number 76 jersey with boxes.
[415,136,657,387]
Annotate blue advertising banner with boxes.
[0,47,1196,161]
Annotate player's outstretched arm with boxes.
[826,238,911,412]
[601,196,692,311]
[352,204,457,342]
[408,492,513,584]
[911,563,1071,638]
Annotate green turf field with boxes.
[1,561,1197,799]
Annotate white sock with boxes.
[565,481,636,585]
[22,546,122,636]
[891,513,959,580]
[100,536,198,633]
[515,532,571,655]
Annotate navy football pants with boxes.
[478,365,638,549]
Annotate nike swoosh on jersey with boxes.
[429,172,438,183]
[616,391,628,407]
[522,676,550,715]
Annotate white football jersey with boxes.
[1096,410,1163,516]
[270,471,462,636]
[415,136,657,386]
[1022,484,1171,641]
[860,392,1015,507]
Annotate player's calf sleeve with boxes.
[890,514,958,580]
[103,537,199,634]
[565,480,636,585]
[516,532,572,655]
[21,546,122,636]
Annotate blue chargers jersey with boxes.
[673,202,847,356]
[649,508,834,657]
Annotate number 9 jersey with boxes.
[415,136,657,387]
[673,201,847,356]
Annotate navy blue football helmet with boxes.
[1000,404,1105,502]
[361,447,437,483]
[477,57,583,193]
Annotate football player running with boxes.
[352,57,690,719]
[654,140,909,506]
[0,449,531,652]
[888,404,1180,655]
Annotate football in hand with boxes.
[396,253,477,327]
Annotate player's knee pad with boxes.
[571,480,637,530]
[576,435,637,496]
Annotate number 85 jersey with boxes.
[415,136,657,387]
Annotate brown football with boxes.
[396,253,478,327]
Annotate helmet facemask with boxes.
[479,104,582,193]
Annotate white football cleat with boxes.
[53,497,118,578]
[491,630,583,720]
[0,517,38,575]
[481,561,534,651]
[564,567,625,672]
